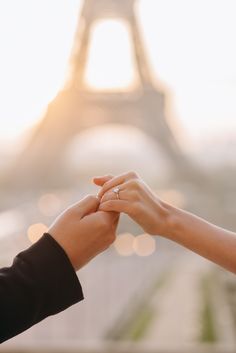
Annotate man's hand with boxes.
[48,195,119,271]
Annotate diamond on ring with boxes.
[113,187,120,199]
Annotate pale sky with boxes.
[0,0,236,151]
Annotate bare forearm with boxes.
[95,171,236,274]
[164,204,236,273]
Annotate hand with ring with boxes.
[94,171,236,275]
[93,171,170,236]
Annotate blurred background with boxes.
[0,0,236,352]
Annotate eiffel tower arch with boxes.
[5,0,192,189]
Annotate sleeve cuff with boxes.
[18,233,84,314]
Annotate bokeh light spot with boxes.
[27,223,48,244]
[133,233,156,257]
[114,233,135,256]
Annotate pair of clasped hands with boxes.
[49,171,236,274]
[49,171,167,271]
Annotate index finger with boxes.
[93,175,113,187]
[97,171,139,199]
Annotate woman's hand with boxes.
[95,172,236,274]
[93,172,171,236]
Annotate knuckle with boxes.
[87,194,98,202]
[128,179,141,190]
[127,171,138,179]
[126,179,134,188]
[103,180,110,189]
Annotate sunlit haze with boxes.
[1,2,236,346]
[85,20,138,90]
[0,0,236,149]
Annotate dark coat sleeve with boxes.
[0,233,84,343]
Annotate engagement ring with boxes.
[113,187,120,199]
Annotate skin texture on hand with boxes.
[49,195,119,271]
[94,172,170,236]
[94,172,236,274]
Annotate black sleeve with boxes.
[0,233,84,343]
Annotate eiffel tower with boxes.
[5,0,191,189]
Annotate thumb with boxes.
[75,195,100,218]
[93,175,113,187]
[102,210,120,225]
[99,200,130,214]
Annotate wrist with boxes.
[48,229,77,271]
[159,201,184,240]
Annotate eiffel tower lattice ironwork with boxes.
[6,0,191,188]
